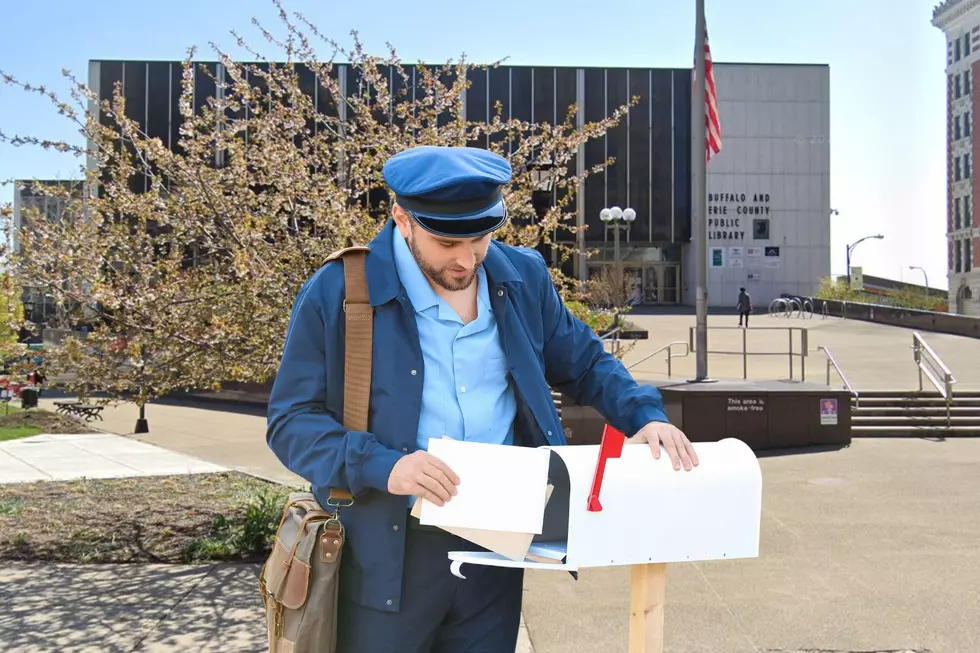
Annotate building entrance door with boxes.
[641,264,681,305]
[642,266,660,304]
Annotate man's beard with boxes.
[407,229,483,292]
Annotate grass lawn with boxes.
[0,472,292,564]
[0,406,99,441]
[0,425,45,441]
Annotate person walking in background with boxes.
[737,287,752,327]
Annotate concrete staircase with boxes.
[851,390,980,436]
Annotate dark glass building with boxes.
[87,60,694,304]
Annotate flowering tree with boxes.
[0,0,635,428]
[0,272,25,365]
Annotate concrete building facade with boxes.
[82,58,831,308]
[685,63,831,309]
[933,0,980,315]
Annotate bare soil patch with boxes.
[0,471,290,564]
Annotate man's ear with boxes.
[392,203,412,238]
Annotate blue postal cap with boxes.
[382,145,511,238]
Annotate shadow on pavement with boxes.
[753,443,850,458]
[0,562,266,653]
[152,395,268,418]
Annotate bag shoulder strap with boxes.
[321,246,374,507]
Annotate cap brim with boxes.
[409,197,508,238]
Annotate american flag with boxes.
[695,24,722,161]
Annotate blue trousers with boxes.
[337,521,524,653]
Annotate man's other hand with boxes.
[630,422,699,471]
[388,451,460,506]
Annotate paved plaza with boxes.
[622,311,980,391]
[1,315,979,651]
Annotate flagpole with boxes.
[692,0,710,381]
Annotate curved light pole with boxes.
[846,234,884,286]
[909,265,929,289]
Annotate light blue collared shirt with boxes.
[392,228,517,456]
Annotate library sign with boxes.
[707,192,772,241]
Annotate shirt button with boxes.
[460,386,466,393]
[386,599,393,606]
[547,431,552,436]
[497,289,504,297]
[392,524,399,531]
[401,447,408,453]
[411,369,417,375]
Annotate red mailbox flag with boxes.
[586,424,627,512]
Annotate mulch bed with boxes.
[0,472,291,564]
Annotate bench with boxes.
[53,400,78,415]
[54,400,105,422]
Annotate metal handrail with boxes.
[599,326,623,341]
[600,326,624,358]
[817,345,859,408]
[912,331,957,428]
[688,325,809,381]
[626,340,691,376]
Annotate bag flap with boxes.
[261,496,333,610]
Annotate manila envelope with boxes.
[411,483,554,562]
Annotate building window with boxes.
[966,33,972,55]
[955,241,963,273]
[956,74,962,99]
[966,153,972,178]
[966,71,972,95]
[966,195,972,227]
[956,115,962,140]
[966,113,973,137]
[956,38,962,61]
[956,155,962,181]
[956,197,962,230]
[966,240,974,272]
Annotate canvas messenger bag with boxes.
[259,246,373,653]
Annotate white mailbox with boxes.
[426,437,762,576]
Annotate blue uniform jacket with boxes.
[266,219,669,612]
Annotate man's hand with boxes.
[630,421,699,471]
[387,451,460,506]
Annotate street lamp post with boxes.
[845,234,884,286]
[600,205,636,265]
[909,265,929,289]
[600,206,636,328]
[527,159,557,262]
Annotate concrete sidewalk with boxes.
[37,397,304,488]
[0,562,264,652]
[0,432,225,483]
[0,561,533,653]
[522,437,980,652]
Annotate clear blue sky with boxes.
[0,0,949,288]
